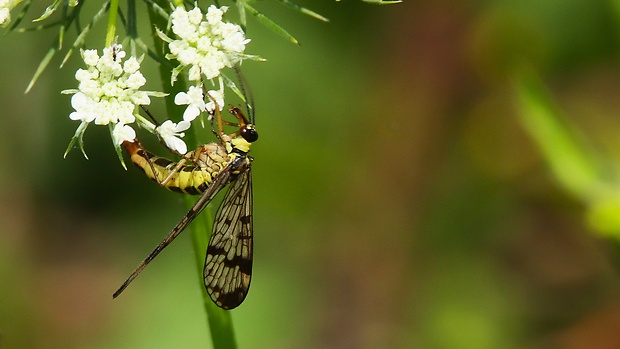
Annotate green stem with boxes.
[105,0,119,46]
[191,208,238,348]
[514,70,603,200]
[146,2,238,348]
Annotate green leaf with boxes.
[514,71,620,238]
[105,0,119,47]
[110,123,128,170]
[221,73,247,104]
[33,0,63,22]
[5,0,32,32]
[57,3,66,49]
[155,27,173,43]
[60,1,110,68]
[132,36,170,67]
[133,111,158,134]
[235,0,247,28]
[276,0,329,22]
[170,64,184,86]
[516,72,602,199]
[64,120,90,159]
[24,0,85,92]
[25,44,57,93]
[241,1,300,45]
[238,53,266,62]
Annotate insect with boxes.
[113,97,258,310]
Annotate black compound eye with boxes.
[241,126,259,142]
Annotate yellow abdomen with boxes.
[123,141,230,195]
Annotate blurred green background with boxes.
[3,0,620,348]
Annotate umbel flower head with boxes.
[64,6,261,163]
[63,44,165,159]
[160,5,252,82]
[67,45,149,127]
[160,5,259,133]
[0,0,18,27]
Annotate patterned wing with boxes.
[204,167,253,309]
[113,166,233,299]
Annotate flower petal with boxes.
[176,120,192,132]
[113,123,136,144]
[182,105,200,122]
[175,91,189,105]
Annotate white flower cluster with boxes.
[69,47,148,124]
[165,5,250,81]
[164,5,247,128]
[65,45,153,145]
[0,0,17,26]
[65,5,257,159]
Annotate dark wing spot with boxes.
[240,215,251,225]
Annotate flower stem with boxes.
[146,2,238,348]
[105,0,119,46]
[191,208,238,348]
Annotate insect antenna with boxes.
[140,105,161,127]
[234,66,256,125]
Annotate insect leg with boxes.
[122,139,190,188]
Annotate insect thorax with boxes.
[168,136,251,194]
[193,142,230,174]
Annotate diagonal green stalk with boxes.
[514,69,620,236]
[191,205,239,348]
[146,2,238,348]
[105,0,119,46]
[514,70,603,200]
